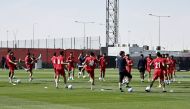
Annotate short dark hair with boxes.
[119,51,125,56]
[27,52,31,56]
[53,52,56,56]
[140,54,144,57]
[126,54,130,57]
[148,54,151,57]
[90,52,95,56]
[157,52,161,57]
[7,49,11,53]
[60,51,64,55]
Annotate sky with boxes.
[0,0,190,51]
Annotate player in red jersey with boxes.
[165,54,172,84]
[170,55,176,81]
[123,54,133,86]
[125,54,133,73]
[146,54,153,82]
[55,51,68,88]
[99,53,107,81]
[51,52,57,79]
[66,52,75,80]
[6,51,17,83]
[145,52,166,92]
[83,52,98,90]
[25,52,35,82]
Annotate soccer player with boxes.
[145,52,166,92]
[170,55,176,81]
[125,54,133,74]
[66,52,75,80]
[55,51,68,88]
[117,51,132,92]
[137,54,147,82]
[123,54,133,86]
[51,52,57,79]
[1,56,6,71]
[165,54,172,84]
[77,52,85,78]
[146,54,153,82]
[83,52,98,90]
[99,53,107,81]
[25,52,35,82]
[6,51,17,83]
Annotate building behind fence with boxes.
[0,36,101,49]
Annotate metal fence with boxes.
[0,36,101,49]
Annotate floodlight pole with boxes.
[149,14,170,47]
[75,21,94,49]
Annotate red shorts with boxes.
[86,69,95,79]
[26,64,33,72]
[127,68,132,73]
[153,69,164,81]
[68,66,74,71]
[53,68,56,73]
[100,67,106,73]
[146,67,151,73]
[56,69,65,76]
[9,66,15,73]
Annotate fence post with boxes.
[31,40,32,48]
[17,40,19,48]
[87,37,88,49]
[37,39,39,48]
[74,37,75,49]
[54,38,55,49]
[13,40,14,48]
[90,36,91,49]
[71,37,72,49]
[0,40,2,48]
[24,40,26,48]
[61,38,63,49]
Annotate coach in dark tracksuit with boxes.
[138,54,147,82]
[117,51,132,92]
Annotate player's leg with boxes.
[9,68,14,83]
[102,68,106,81]
[55,70,59,88]
[119,73,125,92]
[71,67,74,80]
[89,70,95,90]
[140,69,145,82]
[99,68,103,80]
[61,71,67,88]
[160,73,166,92]
[126,73,132,88]
[146,71,157,92]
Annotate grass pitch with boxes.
[0,68,190,109]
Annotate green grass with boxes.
[0,68,190,109]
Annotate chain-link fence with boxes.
[0,36,101,49]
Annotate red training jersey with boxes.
[125,58,133,73]
[56,55,65,70]
[152,57,164,71]
[51,56,57,68]
[84,56,98,71]
[99,57,106,68]
[66,56,75,67]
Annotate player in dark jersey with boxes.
[117,51,132,92]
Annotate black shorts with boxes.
[119,71,132,83]
[139,68,145,73]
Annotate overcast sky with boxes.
[0,0,190,51]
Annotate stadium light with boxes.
[149,14,170,47]
[74,21,95,49]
